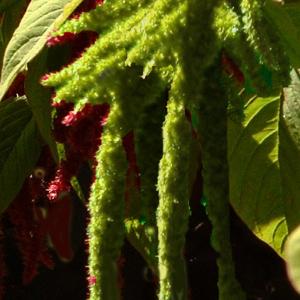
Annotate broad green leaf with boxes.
[0,97,41,214]
[264,1,300,68]
[228,93,288,255]
[229,73,300,257]
[0,0,84,101]
[0,0,27,71]
[25,49,58,161]
[285,225,300,294]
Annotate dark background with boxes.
[3,168,300,300]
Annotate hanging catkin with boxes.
[125,98,167,273]
[157,67,192,300]
[88,67,164,300]
[135,98,166,224]
[200,64,246,300]
[182,1,246,299]
[156,1,232,299]
[87,102,127,300]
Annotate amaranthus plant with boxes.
[1,0,300,299]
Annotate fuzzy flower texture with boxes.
[7,0,290,300]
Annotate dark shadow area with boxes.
[2,165,300,300]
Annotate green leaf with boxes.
[0,97,41,214]
[264,1,300,68]
[228,93,288,255]
[285,225,300,294]
[0,0,28,71]
[0,0,84,101]
[25,49,58,161]
[229,75,300,257]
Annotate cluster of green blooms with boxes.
[42,0,291,299]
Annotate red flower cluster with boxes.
[0,145,75,292]
[87,275,96,286]
[46,32,77,47]
[48,101,109,201]
[6,179,54,285]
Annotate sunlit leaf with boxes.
[229,69,300,257]
[0,0,84,100]
[0,0,27,71]
[228,92,288,255]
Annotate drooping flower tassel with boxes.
[157,68,193,300]
[156,1,227,299]
[123,96,166,274]
[182,1,246,299]
[87,66,164,300]
[87,102,127,300]
[200,63,246,300]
